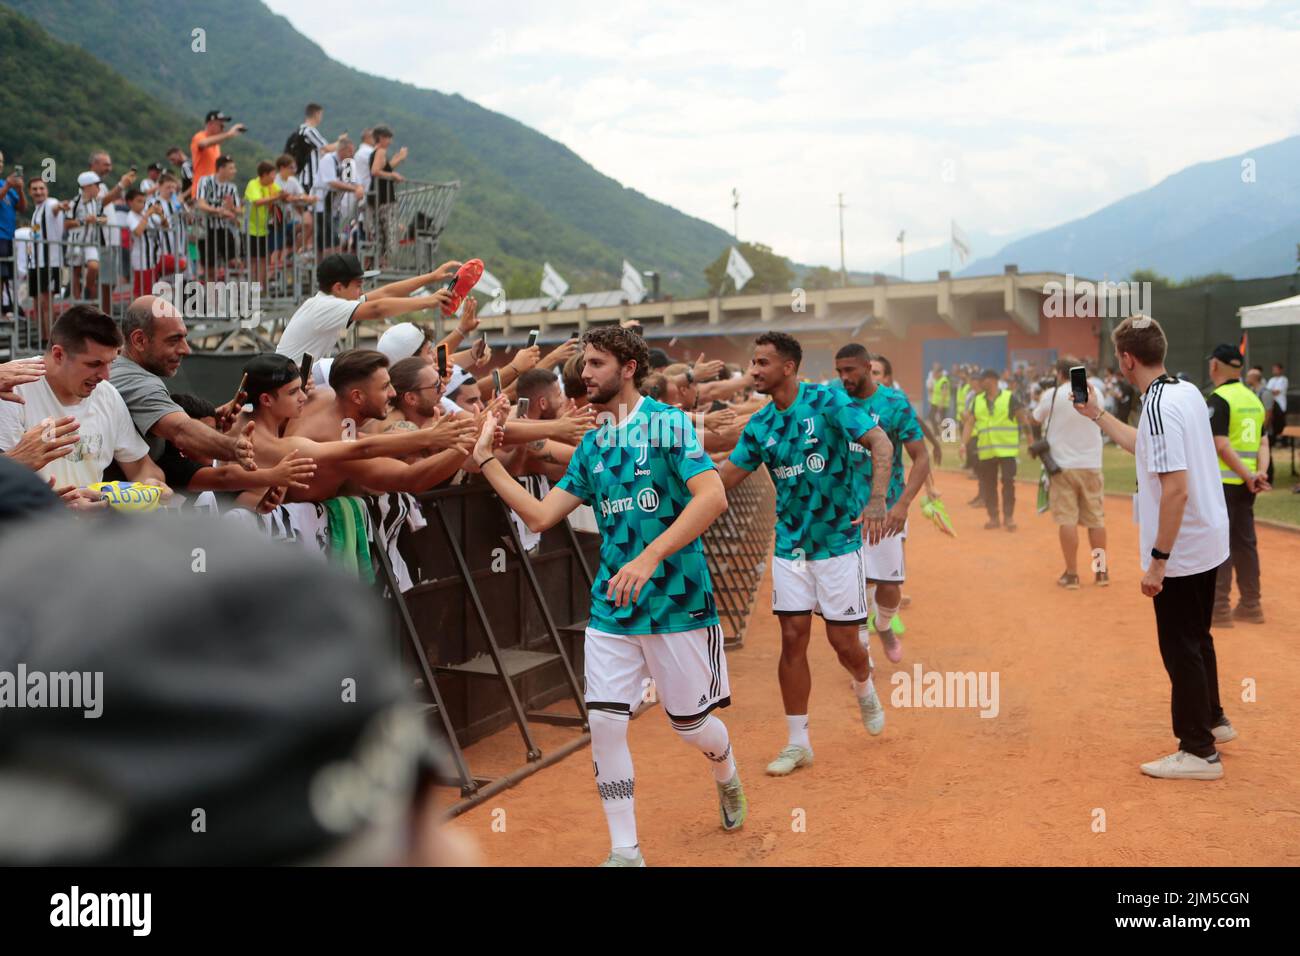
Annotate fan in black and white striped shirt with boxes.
[196,156,242,272]
[196,165,241,233]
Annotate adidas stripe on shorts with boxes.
[770,543,868,625]
[584,625,731,723]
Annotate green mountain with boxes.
[0,7,263,190]
[2,0,736,296]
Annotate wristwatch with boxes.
[1150,547,1171,561]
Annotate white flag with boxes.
[541,262,569,300]
[474,268,503,297]
[726,246,754,292]
[621,260,646,302]
[951,221,971,264]
[475,268,505,314]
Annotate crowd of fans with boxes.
[0,253,763,536]
[0,103,418,347]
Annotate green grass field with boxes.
[935,441,1300,528]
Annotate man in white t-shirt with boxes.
[0,305,170,494]
[275,253,460,366]
[1073,314,1231,781]
[1033,358,1107,588]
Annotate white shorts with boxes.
[863,519,908,584]
[584,625,730,724]
[771,545,868,625]
[67,246,99,267]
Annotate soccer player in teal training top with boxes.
[473,326,745,867]
[719,332,893,778]
[835,343,930,678]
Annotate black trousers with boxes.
[1152,567,1223,758]
[1214,483,1260,612]
[977,457,1016,521]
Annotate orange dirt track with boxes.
[446,475,1300,866]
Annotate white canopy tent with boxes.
[1239,293,1300,329]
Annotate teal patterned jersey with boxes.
[846,383,924,509]
[556,396,719,635]
[730,382,879,560]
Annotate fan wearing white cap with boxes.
[443,365,481,414]
[65,173,108,292]
[275,255,462,368]
[377,322,430,366]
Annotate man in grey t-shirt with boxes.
[112,296,254,474]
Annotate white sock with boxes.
[673,714,737,783]
[866,584,878,620]
[589,709,637,851]
[852,675,875,700]
[875,602,900,634]
[786,714,811,750]
[858,624,872,650]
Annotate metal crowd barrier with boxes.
[702,468,776,649]
[375,471,774,812]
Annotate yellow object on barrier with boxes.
[88,481,163,513]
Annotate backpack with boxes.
[284,127,314,183]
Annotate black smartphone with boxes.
[1069,366,1088,405]
[437,344,448,378]
[472,335,486,359]
[300,353,313,387]
[516,397,530,418]
[491,369,502,397]
[527,329,539,349]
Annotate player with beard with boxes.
[242,352,481,501]
[835,344,930,671]
[471,326,745,867]
[719,333,892,776]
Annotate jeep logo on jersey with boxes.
[636,488,661,513]
[806,452,826,473]
[634,440,651,476]
[803,417,818,445]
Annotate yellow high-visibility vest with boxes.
[1211,380,1265,486]
[974,390,1019,460]
[930,374,951,409]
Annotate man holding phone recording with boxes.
[1032,358,1107,589]
[1072,315,1233,781]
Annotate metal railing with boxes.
[1,178,460,358]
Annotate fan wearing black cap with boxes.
[189,109,245,200]
[274,254,462,367]
[241,352,483,501]
[1206,343,1270,627]
[0,515,477,865]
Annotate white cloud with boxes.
[264,0,1300,270]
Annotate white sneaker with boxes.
[765,744,814,776]
[599,848,646,867]
[1212,720,1238,744]
[1140,750,1223,780]
[858,682,886,736]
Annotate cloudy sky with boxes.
[264,0,1300,270]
